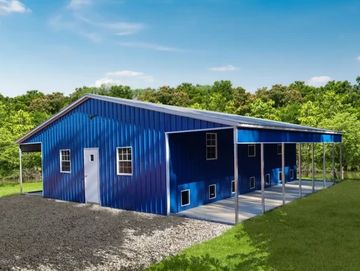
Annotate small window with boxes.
[290,169,294,180]
[249,176,256,189]
[248,144,256,157]
[90,154,94,162]
[277,144,282,155]
[181,189,190,206]
[279,171,283,183]
[60,149,71,173]
[231,180,236,194]
[209,184,216,199]
[117,147,133,175]
[206,133,217,160]
[265,174,270,185]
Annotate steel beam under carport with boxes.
[233,127,239,223]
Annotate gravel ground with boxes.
[0,195,230,271]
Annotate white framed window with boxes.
[249,176,256,189]
[265,174,271,185]
[60,149,71,173]
[209,184,216,199]
[277,144,282,155]
[279,171,283,183]
[290,169,294,180]
[248,144,256,157]
[181,189,190,206]
[206,133,218,160]
[117,147,133,175]
[231,180,236,194]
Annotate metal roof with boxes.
[17,93,341,144]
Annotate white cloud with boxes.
[99,21,144,36]
[95,70,154,88]
[75,15,144,36]
[209,64,239,72]
[118,41,182,52]
[356,55,360,62]
[0,0,30,15]
[307,75,332,86]
[49,12,144,42]
[67,0,92,10]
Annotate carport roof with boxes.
[17,94,341,144]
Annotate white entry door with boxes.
[84,148,100,204]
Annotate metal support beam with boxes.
[340,143,344,181]
[260,143,265,213]
[281,143,285,205]
[298,144,302,197]
[165,133,170,215]
[323,143,326,188]
[311,143,315,191]
[233,127,239,224]
[19,147,23,194]
[332,143,336,182]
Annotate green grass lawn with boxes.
[0,182,42,198]
[149,180,360,271]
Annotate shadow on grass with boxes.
[151,180,360,271]
[149,254,230,271]
[149,224,274,271]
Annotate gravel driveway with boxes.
[0,195,230,271]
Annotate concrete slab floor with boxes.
[177,180,334,225]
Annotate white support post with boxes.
[233,127,239,224]
[332,143,336,182]
[260,143,265,213]
[340,143,344,181]
[323,143,326,188]
[312,142,315,192]
[165,133,170,215]
[281,143,285,205]
[19,147,23,194]
[298,144,302,197]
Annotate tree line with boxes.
[1,78,359,181]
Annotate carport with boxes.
[171,126,343,225]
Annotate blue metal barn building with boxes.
[17,94,342,216]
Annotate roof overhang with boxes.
[19,142,42,152]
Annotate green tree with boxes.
[108,85,133,99]
[247,98,280,120]
[320,112,360,170]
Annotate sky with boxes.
[1,0,360,96]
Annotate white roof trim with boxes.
[17,94,342,144]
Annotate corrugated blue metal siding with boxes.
[25,98,226,215]
[169,128,297,212]
[169,129,234,212]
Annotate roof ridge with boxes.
[17,94,342,144]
